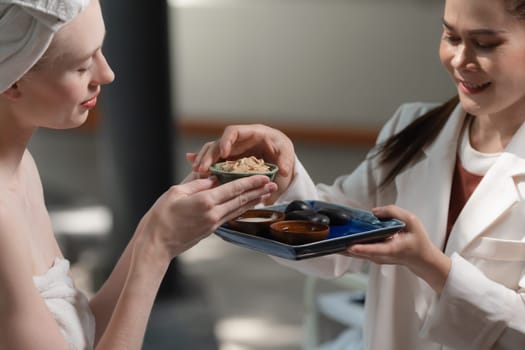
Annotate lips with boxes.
[458,79,491,94]
[81,93,99,109]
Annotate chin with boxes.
[71,111,91,128]
[458,93,485,116]
[53,112,90,130]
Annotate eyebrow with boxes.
[74,48,99,62]
[442,19,507,35]
[68,31,108,64]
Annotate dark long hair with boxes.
[374,96,459,188]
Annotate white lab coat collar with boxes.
[446,118,525,254]
[394,103,525,254]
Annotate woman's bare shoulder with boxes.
[0,188,32,265]
[22,149,44,180]
[0,150,44,270]
[0,208,64,348]
[0,149,45,192]
[0,194,35,308]
[0,160,50,340]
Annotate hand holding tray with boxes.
[214,200,405,260]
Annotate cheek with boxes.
[44,78,85,106]
[504,50,525,79]
[25,82,85,125]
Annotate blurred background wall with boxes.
[170,0,453,128]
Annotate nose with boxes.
[91,51,115,86]
[450,44,478,71]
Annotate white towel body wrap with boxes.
[33,258,95,350]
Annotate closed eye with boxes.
[443,33,461,45]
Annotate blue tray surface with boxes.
[214,200,405,260]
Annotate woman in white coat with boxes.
[190,0,525,348]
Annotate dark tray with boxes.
[214,200,405,260]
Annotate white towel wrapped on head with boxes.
[0,0,89,92]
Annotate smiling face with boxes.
[13,0,114,129]
[440,0,525,119]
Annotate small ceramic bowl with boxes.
[269,220,330,245]
[227,209,285,237]
[210,161,279,184]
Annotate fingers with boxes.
[209,175,278,219]
[218,125,246,159]
[217,125,270,157]
[274,153,294,177]
[372,205,424,233]
[221,125,295,180]
[191,124,294,172]
[191,128,250,173]
[186,152,197,163]
[216,175,277,203]
[141,174,275,259]
[191,126,254,173]
[188,124,296,202]
[346,205,433,267]
[346,234,399,260]
[176,177,217,195]
[266,129,295,177]
[180,170,210,184]
[192,141,221,173]
[179,174,277,220]
[345,206,409,260]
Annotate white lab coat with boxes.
[276,102,525,350]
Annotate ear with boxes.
[1,83,21,100]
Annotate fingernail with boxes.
[265,183,277,192]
